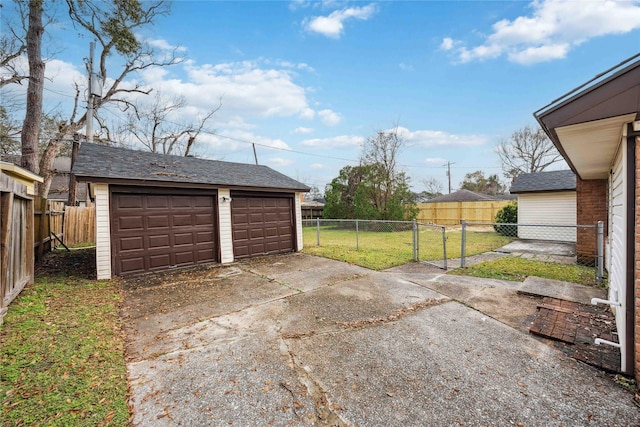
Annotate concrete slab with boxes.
[287,302,639,426]
[239,253,371,292]
[498,239,576,257]
[278,273,446,337]
[122,254,639,426]
[519,276,607,305]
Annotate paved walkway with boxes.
[122,254,638,426]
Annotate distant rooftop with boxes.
[510,170,576,194]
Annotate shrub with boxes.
[494,202,517,236]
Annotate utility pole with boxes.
[252,143,259,165]
[443,161,455,194]
[86,41,95,143]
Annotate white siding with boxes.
[218,189,234,263]
[609,140,628,371]
[295,193,303,251]
[94,183,112,280]
[517,192,577,242]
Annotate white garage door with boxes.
[517,192,577,242]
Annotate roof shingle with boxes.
[509,170,576,194]
[72,143,310,192]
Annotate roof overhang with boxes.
[0,161,44,196]
[535,57,640,180]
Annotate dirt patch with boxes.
[36,248,97,280]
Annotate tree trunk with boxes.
[20,0,45,175]
[37,138,63,198]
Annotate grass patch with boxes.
[0,252,128,426]
[449,256,601,287]
[302,225,514,270]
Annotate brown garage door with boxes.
[111,191,217,275]
[231,195,294,258]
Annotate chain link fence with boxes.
[460,221,604,284]
[302,219,447,269]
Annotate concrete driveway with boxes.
[122,254,639,426]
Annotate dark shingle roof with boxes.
[426,189,500,203]
[509,170,576,194]
[72,143,310,192]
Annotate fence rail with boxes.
[302,219,447,269]
[460,220,604,284]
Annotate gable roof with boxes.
[426,189,500,203]
[509,170,576,194]
[72,142,310,192]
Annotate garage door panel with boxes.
[195,213,214,225]
[118,215,144,230]
[147,215,169,228]
[174,232,194,246]
[117,194,144,209]
[231,196,294,259]
[148,234,170,249]
[120,257,145,274]
[112,192,217,275]
[174,251,195,265]
[146,196,169,209]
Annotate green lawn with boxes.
[302,225,514,270]
[0,252,128,426]
[449,256,601,287]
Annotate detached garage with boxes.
[509,170,577,242]
[72,143,309,279]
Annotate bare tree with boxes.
[361,127,405,212]
[0,1,28,88]
[421,177,443,198]
[20,0,45,174]
[121,91,221,156]
[33,0,178,197]
[496,125,564,182]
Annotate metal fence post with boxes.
[461,220,466,268]
[413,219,418,262]
[597,220,604,285]
[356,219,359,251]
[316,218,320,246]
[442,226,447,270]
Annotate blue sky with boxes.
[3,0,640,193]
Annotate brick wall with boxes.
[576,178,607,264]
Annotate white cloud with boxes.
[267,157,293,167]
[146,38,187,52]
[304,3,377,38]
[143,59,316,121]
[442,0,640,65]
[425,157,447,165]
[440,37,455,51]
[318,109,341,126]
[394,126,488,147]
[398,63,414,71]
[293,126,314,134]
[311,163,325,169]
[301,135,364,149]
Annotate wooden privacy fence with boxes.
[1,174,35,324]
[63,205,96,246]
[34,198,64,256]
[416,200,514,226]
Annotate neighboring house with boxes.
[72,143,310,279]
[48,157,89,206]
[509,170,576,242]
[534,56,640,383]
